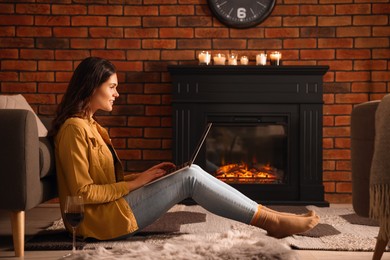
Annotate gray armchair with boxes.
[351,98,390,260]
[0,109,57,257]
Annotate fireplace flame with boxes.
[215,162,280,184]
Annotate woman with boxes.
[51,57,319,241]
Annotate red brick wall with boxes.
[1,0,389,203]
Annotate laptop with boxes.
[145,123,212,186]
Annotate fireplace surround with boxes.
[168,65,329,205]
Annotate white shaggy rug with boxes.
[65,230,297,260]
[58,205,298,260]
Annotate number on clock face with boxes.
[208,0,276,28]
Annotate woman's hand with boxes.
[126,162,176,191]
[138,162,175,184]
[147,162,176,173]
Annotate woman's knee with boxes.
[183,166,199,178]
[179,165,206,181]
[183,164,212,182]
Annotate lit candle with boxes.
[256,53,267,66]
[198,51,211,65]
[213,53,226,65]
[240,56,249,65]
[228,53,237,65]
[269,51,282,66]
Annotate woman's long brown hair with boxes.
[49,57,116,138]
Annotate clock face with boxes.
[208,0,276,29]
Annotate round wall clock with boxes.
[207,0,276,29]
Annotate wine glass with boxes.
[64,195,84,256]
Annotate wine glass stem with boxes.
[72,227,76,252]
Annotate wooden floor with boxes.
[0,204,389,260]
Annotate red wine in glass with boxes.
[63,196,84,257]
[64,212,84,228]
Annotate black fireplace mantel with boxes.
[168,65,329,105]
[168,65,329,206]
[168,65,328,75]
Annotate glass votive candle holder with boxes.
[198,51,211,65]
[228,53,237,65]
[256,53,267,66]
[269,51,282,66]
[213,53,226,65]
[240,56,249,65]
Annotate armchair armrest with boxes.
[0,109,41,211]
[351,100,380,217]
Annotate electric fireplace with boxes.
[168,65,329,205]
[206,123,287,185]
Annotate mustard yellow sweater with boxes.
[55,117,138,240]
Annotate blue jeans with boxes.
[124,164,258,232]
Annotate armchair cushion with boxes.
[39,137,55,179]
[0,94,47,137]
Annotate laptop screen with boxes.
[188,123,212,167]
